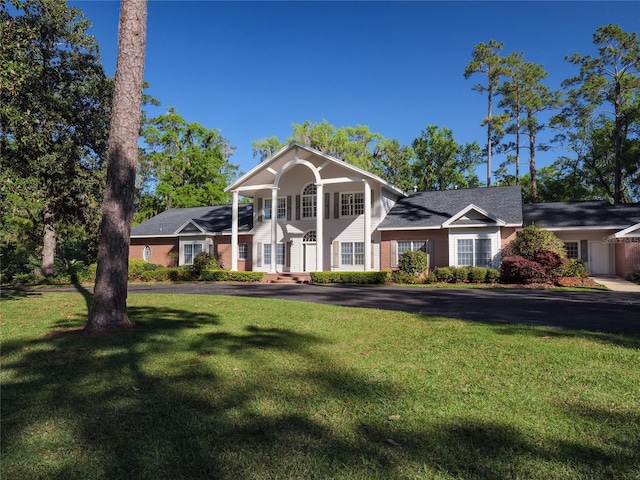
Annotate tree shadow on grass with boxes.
[2,292,639,479]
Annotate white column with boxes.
[315,183,324,271]
[363,180,371,271]
[231,190,238,271]
[270,186,278,272]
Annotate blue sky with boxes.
[70,1,640,181]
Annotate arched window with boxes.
[143,245,151,262]
[303,230,316,243]
[302,184,317,218]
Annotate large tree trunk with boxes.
[86,0,147,334]
[41,203,56,277]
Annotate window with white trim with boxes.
[456,238,492,267]
[397,241,427,259]
[341,242,365,265]
[238,243,248,260]
[302,184,317,218]
[340,192,364,216]
[184,243,203,265]
[564,242,579,259]
[263,243,285,265]
[264,198,287,220]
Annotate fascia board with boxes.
[612,222,640,238]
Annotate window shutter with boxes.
[257,198,263,223]
[325,192,330,219]
[287,196,292,221]
[334,193,340,219]
[295,195,301,220]
[285,241,291,267]
[580,240,588,263]
[426,239,434,268]
[257,242,262,267]
[333,241,340,267]
[390,240,398,268]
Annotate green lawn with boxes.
[2,289,639,479]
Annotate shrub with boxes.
[398,250,428,275]
[468,267,488,284]
[509,224,567,260]
[485,268,500,284]
[228,271,264,282]
[166,267,195,282]
[559,258,588,278]
[391,271,422,284]
[434,267,452,283]
[451,266,469,283]
[311,271,390,285]
[533,251,564,280]
[12,273,36,285]
[200,270,230,282]
[129,260,162,280]
[501,255,547,284]
[191,253,221,278]
[424,272,437,284]
[629,270,640,284]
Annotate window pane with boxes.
[341,242,353,265]
[341,194,352,216]
[264,198,272,220]
[457,239,473,266]
[565,242,579,259]
[475,239,492,267]
[354,242,365,265]
[277,243,285,264]
[194,244,203,256]
[264,243,271,263]
[143,245,151,262]
[277,198,286,220]
[184,244,193,265]
[302,184,317,218]
[238,243,247,260]
[414,241,427,252]
[398,241,411,257]
[353,192,364,215]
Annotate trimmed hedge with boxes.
[199,270,264,282]
[310,271,391,285]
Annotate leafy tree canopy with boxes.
[137,107,239,221]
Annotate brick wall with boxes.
[130,238,178,267]
[380,230,449,270]
[615,239,640,279]
[214,234,253,271]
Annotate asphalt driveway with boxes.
[124,283,640,335]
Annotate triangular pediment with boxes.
[175,219,206,235]
[442,204,506,228]
[225,142,405,198]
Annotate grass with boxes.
[2,289,639,479]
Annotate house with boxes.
[522,201,640,278]
[130,142,640,279]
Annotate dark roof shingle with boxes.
[523,201,640,228]
[131,204,253,236]
[378,186,523,229]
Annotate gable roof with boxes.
[225,142,406,198]
[378,186,523,230]
[522,201,640,229]
[131,204,254,237]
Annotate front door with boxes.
[303,230,317,272]
[588,241,608,275]
[304,243,317,272]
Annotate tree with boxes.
[0,0,111,277]
[251,120,415,188]
[86,0,148,333]
[560,24,640,204]
[412,125,482,191]
[464,40,509,186]
[136,106,238,220]
[499,54,560,201]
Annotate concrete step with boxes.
[265,273,311,284]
